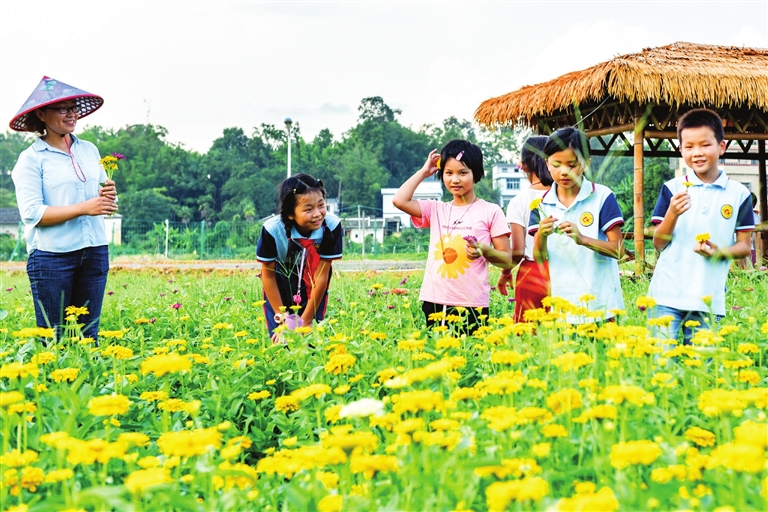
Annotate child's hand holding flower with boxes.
[693,233,721,260]
[531,198,562,235]
[463,235,484,260]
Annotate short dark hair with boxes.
[543,127,590,162]
[277,173,326,238]
[677,108,724,143]
[26,109,48,135]
[521,136,553,187]
[437,139,484,183]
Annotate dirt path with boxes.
[1,259,424,273]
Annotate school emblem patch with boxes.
[580,212,594,227]
[721,204,733,219]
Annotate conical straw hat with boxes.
[9,76,103,132]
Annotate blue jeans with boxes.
[27,246,109,340]
[649,304,723,345]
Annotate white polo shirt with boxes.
[529,179,625,323]
[648,171,754,316]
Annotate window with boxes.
[506,178,520,190]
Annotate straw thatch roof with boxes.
[475,42,768,128]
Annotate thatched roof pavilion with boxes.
[475,42,768,272]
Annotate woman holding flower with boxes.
[10,76,118,341]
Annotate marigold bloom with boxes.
[0,391,24,407]
[322,431,378,453]
[158,399,200,414]
[275,396,300,413]
[707,442,764,473]
[600,385,655,407]
[88,394,131,416]
[541,423,568,438]
[44,468,74,483]
[98,330,125,339]
[291,384,332,401]
[125,467,173,494]
[317,494,343,512]
[140,353,192,377]
[118,433,150,447]
[324,353,356,375]
[684,426,716,447]
[0,449,39,467]
[350,454,398,478]
[695,233,711,243]
[102,345,134,359]
[30,352,55,365]
[12,327,54,338]
[486,476,549,511]
[139,391,168,402]
[556,487,619,512]
[698,389,746,417]
[547,388,582,414]
[733,420,768,449]
[0,362,39,380]
[609,440,662,468]
[248,390,271,400]
[157,427,222,457]
[20,466,44,492]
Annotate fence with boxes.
[2,220,433,261]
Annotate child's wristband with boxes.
[274,313,284,324]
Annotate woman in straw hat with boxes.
[10,76,118,341]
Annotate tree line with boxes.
[0,96,673,227]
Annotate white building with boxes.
[491,163,530,208]
[380,180,443,229]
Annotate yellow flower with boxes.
[157,427,222,457]
[684,426,716,447]
[324,353,356,375]
[546,388,582,414]
[139,391,169,402]
[275,396,300,413]
[541,423,568,438]
[695,233,711,243]
[317,494,342,512]
[682,181,694,188]
[102,345,134,359]
[98,330,125,339]
[556,487,619,511]
[248,390,271,400]
[30,352,55,365]
[140,353,192,377]
[88,394,131,416]
[0,362,39,380]
[12,327,54,338]
[350,454,398,478]
[486,477,549,511]
[158,399,201,414]
[433,234,472,279]
[44,468,74,483]
[0,391,25,407]
[291,384,332,401]
[529,197,543,210]
[124,468,173,494]
[0,449,39,467]
[609,440,662,468]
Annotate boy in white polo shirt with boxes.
[648,108,755,342]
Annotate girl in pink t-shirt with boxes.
[393,139,512,334]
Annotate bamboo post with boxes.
[759,141,767,265]
[633,105,646,275]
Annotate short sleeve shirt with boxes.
[529,179,625,323]
[256,213,343,306]
[506,187,549,261]
[413,199,510,307]
[648,171,753,315]
[12,136,109,253]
